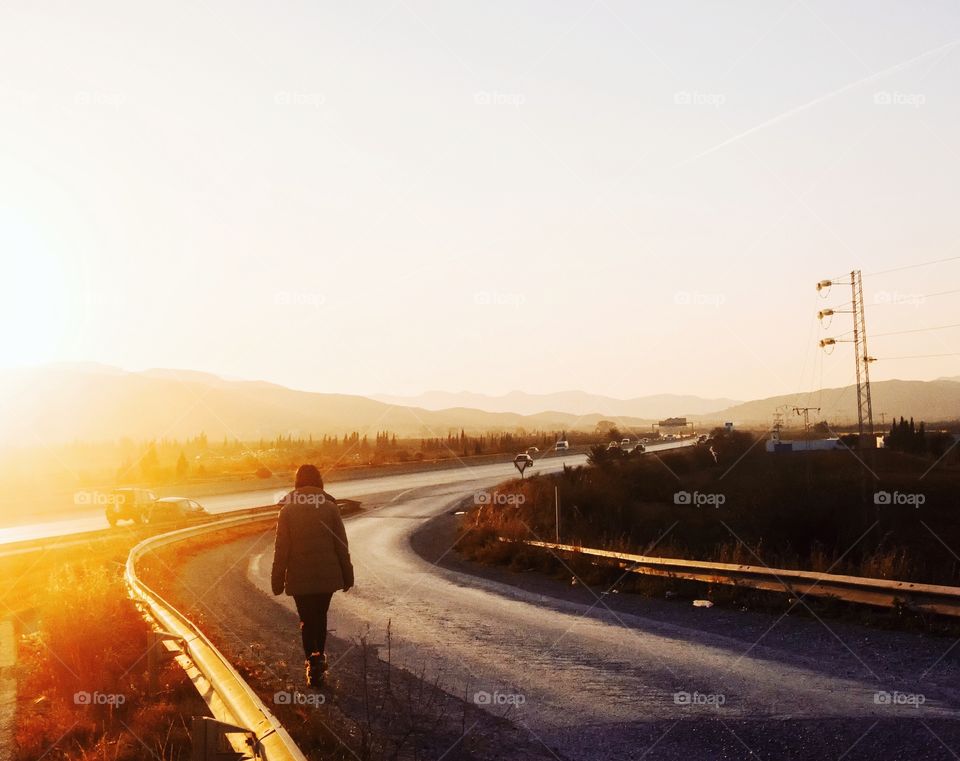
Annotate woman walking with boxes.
[271,464,354,687]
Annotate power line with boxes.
[869,287,960,306]
[872,322,960,338]
[865,255,960,278]
[875,353,960,360]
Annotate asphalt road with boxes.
[0,449,608,545]
[232,456,960,760]
[0,440,696,545]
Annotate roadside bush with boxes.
[15,563,203,761]
[461,439,960,585]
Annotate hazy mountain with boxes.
[3,365,957,446]
[0,364,651,445]
[705,379,960,428]
[372,390,741,419]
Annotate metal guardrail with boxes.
[126,509,308,761]
[519,540,960,617]
[0,504,278,560]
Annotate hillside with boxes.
[372,390,740,418]
[705,379,960,428]
[0,365,650,445]
[2,365,958,446]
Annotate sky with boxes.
[2,1,960,402]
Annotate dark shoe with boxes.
[306,654,326,688]
[304,658,322,688]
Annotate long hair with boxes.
[294,464,323,489]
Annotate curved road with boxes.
[0,451,599,544]
[239,462,960,759]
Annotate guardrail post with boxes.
[191,716,258,761]
[147,630,185,696]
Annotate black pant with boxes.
[293,593,333,659]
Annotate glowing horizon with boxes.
[2,2,959,402]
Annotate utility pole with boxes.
[850,269,875,438]
[771,407,787,443]
[792,406,820,433]
[817,269,876,444]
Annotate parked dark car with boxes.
[106,488,157,526]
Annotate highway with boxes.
[0,452,601,545]
[0,440,697,546]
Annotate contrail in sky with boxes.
[673,37,960,169]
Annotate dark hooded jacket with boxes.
[271,486,354,596]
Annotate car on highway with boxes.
[106,488,157,526]
[149,497,208,522]
[621,438,632,448]
[606,441,620,450]
[514,453,535,467]
[526,446,540,455]
[632,443,646,453]
[555,440,570,451]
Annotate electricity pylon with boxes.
[792,406,820,432]
[817,269,876,440]
[850,270,875,437]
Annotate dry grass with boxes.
[455,446,960,631]
[13,560,207,761]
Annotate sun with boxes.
[0,210,76,369]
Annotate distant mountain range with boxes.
[372,390,741,419]
[0,363,957,446]
[0,364,652,445]
[705,379,960,429]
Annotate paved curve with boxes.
[1,440,698,545]
[242,470,960,760]
[0,450,602,544]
